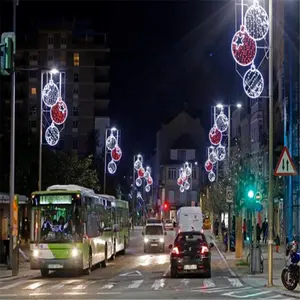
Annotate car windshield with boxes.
[175,232,206,244]
[166,220,172,224]
[145,225,163,235]
[147,219,161,224]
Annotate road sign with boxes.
[226,186,233,203]
[274,146,297,176]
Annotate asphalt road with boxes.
[0,229,296,299]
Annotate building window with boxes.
[178,150,186,161]
[48,54,54,62]
[29,120,36,128]
[61,36,67,48]
[29,104,37,116]
[73,53,80,66]
[48,35,54,47]
[73,87,78,98]
[72,121,78,129]
[60,52,66,65]
[192,168,197,179]
[31,88,36,95]
[73,106,78,117]
[74,72,79,82]
[168,167,177,179]
[72,139,78,150]
[29,54,38,61]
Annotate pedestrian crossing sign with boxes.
[274,146,297,176]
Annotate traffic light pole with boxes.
[9,0,18,276]
[227,106,231,253]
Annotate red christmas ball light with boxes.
[205,160,213,172]
[147,176,153,186]
[231,25,257,67]
[138,167,145,178]
[209,126,222,146]
[177,177,183,186]
[50,97,68,125]
[111,145,122,162]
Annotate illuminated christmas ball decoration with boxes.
[107,160,117,174]
[45,124,60,146]
[209,126,222,146]
[185,165,192,177]
[244,0,269,41]
[205,160,213,172]
[145,185,151,193]
[215,145,226,161]
[243,65,264,98]
[177,177,183,186]
[138,167,145,178]
[231,25,257,67]
[134,159,142,171]
[208,151,217,164]
[111,145,122,162]
[106,134,117,151]
[215,112,229,132]
[147,176,153,186]
[208,171,216,182]
[135,177,142,187]
[144,171,150,180]
[50,98,68,125]
[42,79,59,107]
[180,185,185,193]
[180,171,187,182]
[184,181,190,190]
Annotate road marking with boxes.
[163,265,170,277]
[23,281,48,290]
[119,270,142,276]
[64,292,87,295]
[214,241,236,277]
[52,279,81,289]
[29,293,51,296]
[191,287,252,293]
[0,294,17,297]
[128,280,144,289]
[100,283,115,289]
[203,279,216,288]
[0,279,27,289]
[228,278,243,287]
[151,279,165,290]
[73,281,96,290]
[181,279,189,286]
[222,290,272,298]
[97,292,121,295]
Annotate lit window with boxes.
[73,53,79,67]
[31,88,36,95]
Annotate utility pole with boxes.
[227,106,231,253]
[267,0,274,287]
[9,0,18,276]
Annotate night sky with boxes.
[3,0,244,168]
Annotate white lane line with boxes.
[63,292,87,295]
[163,265,170,277]
[128,280,144,289]
[223,290,272,298]
[100,283,115,289]
[73,281,96,290]
[0,294,17,297]
[52,279,81,290]
[203,279,216,288]
[228,277,243,287]
[214,241,236,277]
[23,281,48,290]
[151,279,165,290]
[97,292,121,295]
[29,293,51,296]
[0,280,27,289]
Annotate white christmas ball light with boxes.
[215,145,226,161]
[107,160,117,174]
[180,185,185,193]
[144,171,150,180]
[184,181,190,190]
[135,177,142,187]
[243,65,264,99]
[180,171,187,182]
[134,159,142,171]
[45,124,60,146]
[185,166,192,177]
[106,134,117,151]
[208,171,216,182]
[145,185,151,192]
[244,0,269,41]
[215,112,229,132]
[208,151,217,164]
[42,80,59,107]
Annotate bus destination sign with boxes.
[40,195,72,205]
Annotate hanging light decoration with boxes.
[177,162,192,192]
[105,128,122,175]
[208,171,216,182]
[133,155,153,192]
[209,126,222,146]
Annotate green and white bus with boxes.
[29,185,129,276]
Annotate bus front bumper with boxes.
[30,257,83,270]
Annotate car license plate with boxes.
[184,265,197,270]
[151,243,158,246]
[48,264,63,269]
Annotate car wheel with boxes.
[170,267,177,278]
[83,251,92,275]
[40,269,49,277]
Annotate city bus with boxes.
[29,184,129,276]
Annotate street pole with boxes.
[103,129,108,194]
[227,105,231,253]
[9,0,18,276]
[38,71,44,191]
[267,0,274,286]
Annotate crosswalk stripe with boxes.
[100,283,115,289]
[203,279,216,288]
[23,281,48,290]
[228,278,243,287]
[128,280,144,289]
[73,281,96,290]
[52,279,81,290]
[151,279,165,290]
[0,280,27,290]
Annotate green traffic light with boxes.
[248,190,254,198]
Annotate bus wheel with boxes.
[120,236,126,255]
[83,250,92,275]
[111,240,116,260]
[101,244,107,268]
[40,269,49,277]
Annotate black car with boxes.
[169,231,214,278]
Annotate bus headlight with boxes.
[144,238,149,243]
[159,238,164,243]
[71,248,79,257]
[33,249,39,257]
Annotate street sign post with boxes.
[274,146,297,176]
[226,186,233,203]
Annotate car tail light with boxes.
[201,229,204,233]
[201,246,209,254]
[172,247,179,255]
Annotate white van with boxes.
[177,206,203,233]
[143,223,166,253]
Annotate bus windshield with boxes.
[38,205,82,243]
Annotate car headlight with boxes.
[33,249,39,257]
[71,248,79,257]
[144,238,149,243]
[159,238,164,243]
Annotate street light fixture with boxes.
[236,103,242,108]
[49,68,59,75]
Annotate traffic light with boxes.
[248,190,254,199]
[0,32,15,75]
[163,201,169,211]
